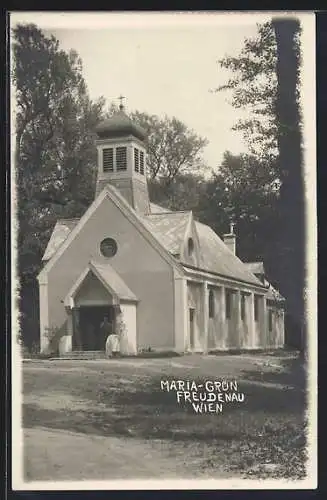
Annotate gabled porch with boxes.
[60,260,138,356]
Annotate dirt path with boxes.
[24,427,232,481]
[22,353,304,483]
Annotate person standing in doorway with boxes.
[102,315,120,358]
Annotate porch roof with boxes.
[64,260,138,307]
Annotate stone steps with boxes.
[58,350,106,360]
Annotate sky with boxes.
[48,22,258,170]
[11,12,277,170]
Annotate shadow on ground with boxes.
[240,356,306,389]
[23,355,307,479]
[24,357,306,442]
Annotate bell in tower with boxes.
[95,97,150,214]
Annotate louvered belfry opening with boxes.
[140,151,144,175]
[134,147,139,172]
[116,146,127,171]
[95,103,150,212]
[103,148,114,172]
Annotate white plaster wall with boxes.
[253,294,262,348]
[278,309,285,347]
[186,282,205,352]
[208,287,228,350]
[261,297,268,348]
[46,195,174,351]
[173,274,188,352]
[270,307,285,348]
[119,302,137,355]
[59,335,72,355]
[247,293,256,349]
[225,290,239,349]
[241,293,252,348]
[39,282,50,353]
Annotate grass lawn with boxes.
[23,352,307,482]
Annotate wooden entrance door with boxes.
[189,308,195,350]
[76,306,116,351]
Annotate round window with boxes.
[188,237,194,256]
[100,238,118,258]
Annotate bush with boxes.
[22,340,40,359]
[135,348,181,358]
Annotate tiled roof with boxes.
[141,211,190,254]
[265,279,285,302]
[244,262,265,275]
[90,261,137,302]
[149,202,172,214]
[191,222,264,286]
[42,219,79,261]
[41,197,264,287]
[244,262,284,300]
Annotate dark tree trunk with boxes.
[272,18,306,351]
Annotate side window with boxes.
[269,309,273,332]
[225,290,232,319]
[241,293,246,321]
[254,295,260,322]
[209,289,215,318]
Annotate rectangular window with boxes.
[208,289,215,318]
[116,147,127,171]
[241,294,246,321]
[254,295,260,322]
[140,151,145,175]
[103,148,114,172]
[134,148,139,172]
[225,290,232,319]
[269,309,273,332]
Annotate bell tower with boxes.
[95,97,150,214]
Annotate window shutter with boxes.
[134,148,139,172]
[103,148,114,172]
[140,151,144,175]
[116,147,127,171]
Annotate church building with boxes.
[37,103,285,356]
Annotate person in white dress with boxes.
[102,315,120,358]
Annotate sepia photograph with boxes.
[10,11,317,490]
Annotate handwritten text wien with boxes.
[160,379,245,414]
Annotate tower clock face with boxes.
[100,238,118,258]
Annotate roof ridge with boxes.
[57,218,80,222]
[147,210,190,215]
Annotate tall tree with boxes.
[102,106,209,187]
[214,18,304,347]
[130,111,209,184]
[12,24,105,346]
[198,152,279,265]
[149,172,207,213]
[214,21,278,159]
[272,18,305,349]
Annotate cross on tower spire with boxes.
[118,95,126,111]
